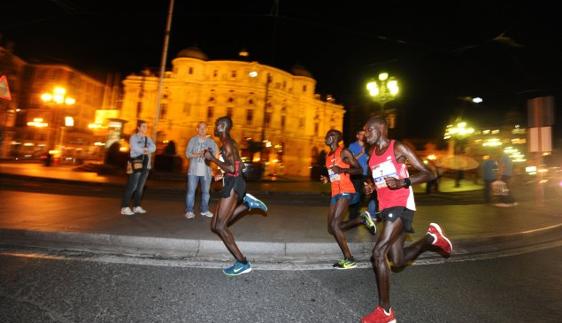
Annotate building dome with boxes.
[291,64,313,78]
[177,47,208,60]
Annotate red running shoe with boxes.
[361,306,396,323]
[428,223,453,256]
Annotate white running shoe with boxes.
[133,206,147,214]
[121,207,134,216]
[201,211,214,218]
[184,211,195,219]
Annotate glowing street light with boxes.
[40,86,76,151]
[366,72,400,112]
[444,121,475,140]
[472,97,483,104]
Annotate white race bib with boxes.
[328,168,341,182]
[372,159,398,189]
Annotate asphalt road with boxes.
[1,246,561,322]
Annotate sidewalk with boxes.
[1,162,561,265]
[0,162,482,195]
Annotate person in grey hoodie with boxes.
[184,121,219,219]
[121,120,156,215]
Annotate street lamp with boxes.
[248,70,272,161]
[40,86,76,152]
[366,72,399,113]
[443,119,476,187]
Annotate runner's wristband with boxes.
[403,178,411,187]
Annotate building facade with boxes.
[9,63,106,160]
[121,48,345,177]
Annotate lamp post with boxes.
[248,70,272,161]
[444,119,475,154]
[444,119,475,187]
[366,72,399,113]
[40,86,75,152]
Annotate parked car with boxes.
[241,157,264,181]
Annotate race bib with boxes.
[372,160,398,188]
[328,168,341,182]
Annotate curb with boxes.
[1,224,561,263]
[0,173,330,197]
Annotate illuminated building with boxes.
[121,47,345,176]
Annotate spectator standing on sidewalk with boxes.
[497,152,517,207]
[348,130,369,219]
[121,120,156,216]
[481,155,498,204]
[185,122,219,219]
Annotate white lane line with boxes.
[2,239,562,271]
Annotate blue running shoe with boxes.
[243,193,268,212]
[223,260,252,276]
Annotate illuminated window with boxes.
[314,123,319,136]
[207,106,214,121]
[213,70,218,77]
[265,112,272,127]
[183,103,191,115]
[188,67,194,75]
[281,115,286,130]
[227,107,233,118]
[136,102,142,118]
[299,118,305,127]
[160,103,168,119]
[246,110,253,125]
[303,85,307,93]
[231,70,237,78]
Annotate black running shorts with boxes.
[220,175,247,203]
[380,206,415,233]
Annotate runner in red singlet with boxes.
[360,116,453,323]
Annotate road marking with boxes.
[2,239,562,271]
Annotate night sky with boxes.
[2,1,561,143]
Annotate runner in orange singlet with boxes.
[320,129,364,269]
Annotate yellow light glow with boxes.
[482,138,502,147]
[248,71,258,78]
[65,97,76,105]
[54,87,66,95]
[252,156,261,162]
[427,154,437,160]
[378,72,389,81]
[64,116,74,127]
[27,118,48,128]
[387,80,399,95]
[41,93,53,102]
[444,121,475,139]
[119,146,129,152]
[366,81,379,97]
[53,94,64,104]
